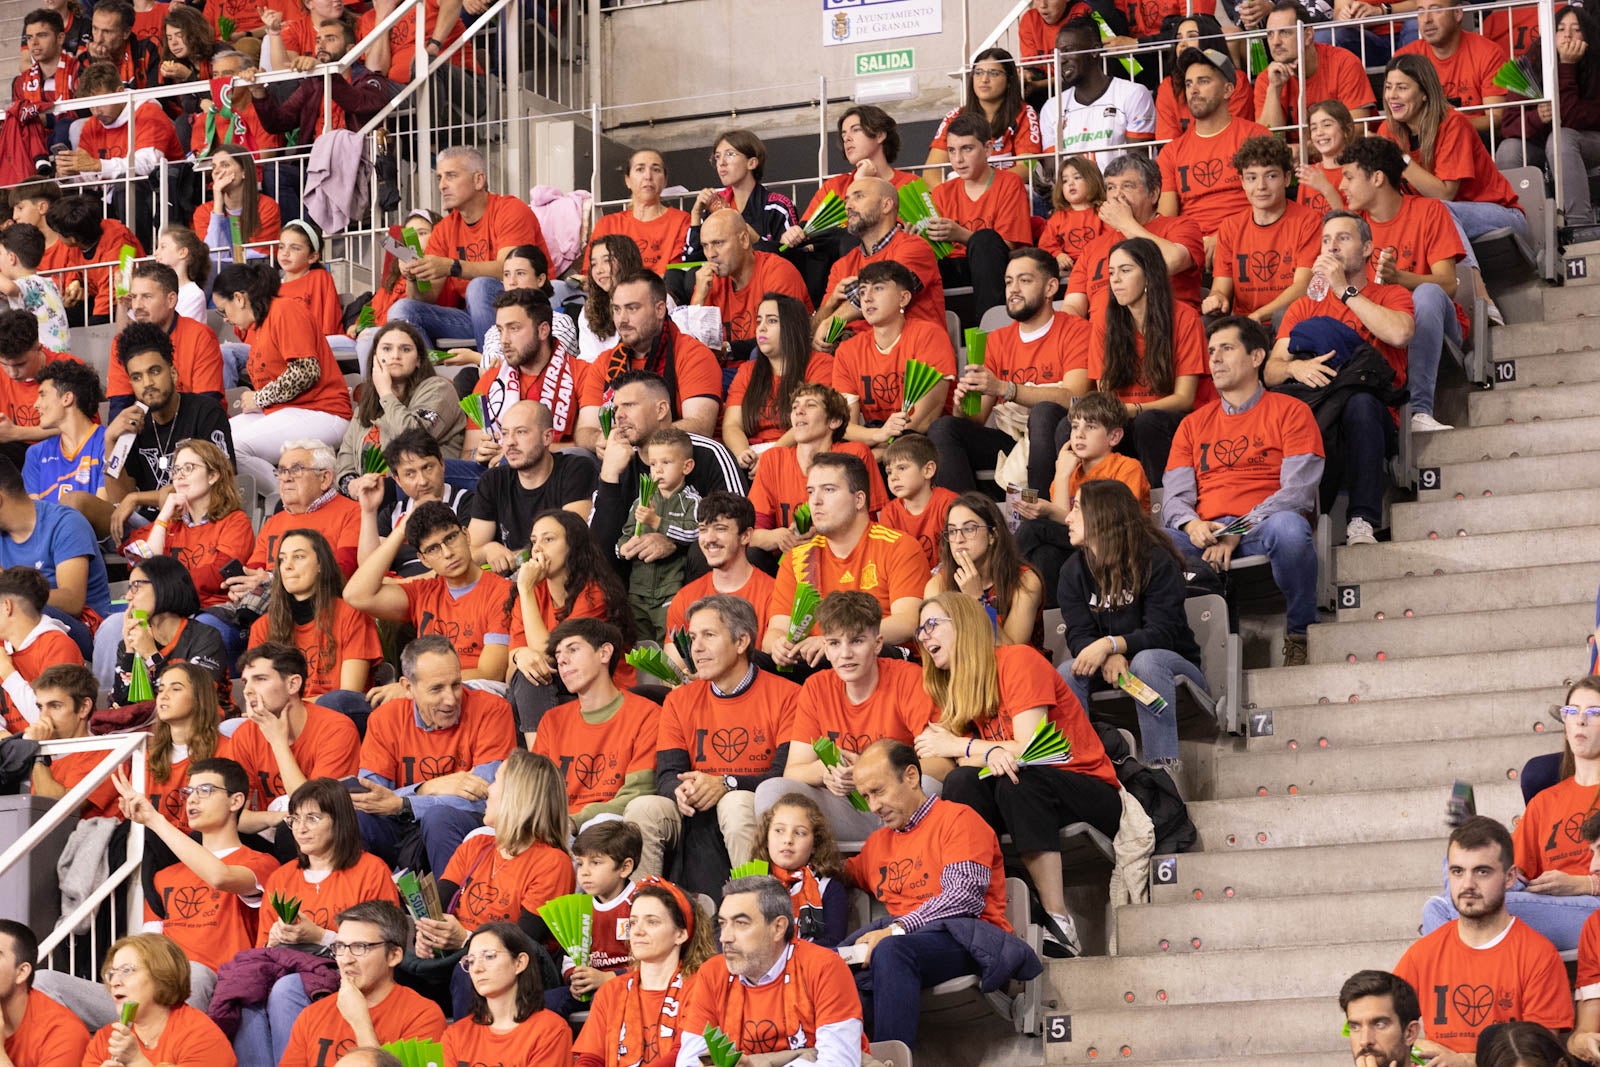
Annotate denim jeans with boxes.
[1422,882,1598,952]
[389,276,505,351]
[856,930,977,1046]
[231,971,312,1066]
[1336,391,1395,524]
[1315,21,1416,66]
[1170,510,1318,633]
[1406,283,1461,418]
[221,341,249,391]
[1060,647,1207,762]
[1445,199,1531,245]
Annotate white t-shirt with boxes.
[1039,77,1156,161]
[176,281,206,323]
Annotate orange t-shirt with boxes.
[580,328,724,414]
[360,688,517,788]
[803,170,916,219]
[1278,283,1415,383]
[846,796,1010,929]
[984,311,1090,387]
[532,691,660,814]
[1088,299,1209,406]
[879,486,959,570]
[441,829,576,928]
[1513,775,1600,879]
[1252,42,1376,126]
[823,229,946,339]
[1066,451,1152,512]
[425,194,550,308]
[769,524,932,637]
[148,844,280,971]
[572,971,684,1066]
[1393,920,1573,1052]
[77,100,182,167]
[788,657,938,755]
[442,1010,573,1067]
[681,940,868,1057]
[1155,70,1255,141]
[1575,907,1600,993]
[256,851,400,942]
[190,193,283,252]
[1212,200,1322,316]
[244,297,353,418]
[1380,110,1522,210]
[724,353,835,444]
[249,496,363,577]
[665,568,777,639]
[204,0,296,35]
[748,442,887,528]
[107,314,226,402]
[964,644,1118,787]
[278,270,344,337]
[355,0,475,84]
[247,600,383,700]
[1296,162,1346,217]
[929,105,1044,166]
[72,221,145,320]
[930,167,1033,256]
[1068,214,1205,309]
[83,1004,235,1067]
[0,628,83,732]
[1480,4,1539,54]
[1157,117,1274,236]
[49,749,121,820]
[658,671,799,778]
[588,207,692,276]
[1364,195,1467,277]
[228,703,361,809]
[279,984,446,1067]
[703,251,812,343]
[132,3,164,41]
[1166,390,1325,520]
[7,987,88,1067]
[400,571,512,671]
[1396,32,1504,110]
[148,735,231,833]
[162,509,257,608]
[831,318,957,425]
[1038,207,1110,265]
[511,580,611,647]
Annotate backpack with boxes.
[1094,721,1198,855]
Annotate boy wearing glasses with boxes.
[279,901,446,1067]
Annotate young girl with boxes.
[143,659,229,835]
[194,145,282,263]
[1297,100,1360,216]
[752,793,848,948]
[1038,155,1108,277]
[924,492,1043,647]
[587,150,692,276]
[572,878,716,1067]
[445,923,573,1066]
[275,218,343,337]
[155,225,211,323]
[159,4,214,91]
[579,234,645,362]
[721,294,832,469]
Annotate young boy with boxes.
[1050,391,1151,511]
[879,433,958,569]
[0,224,70,354]
[621,427,702,641]
[547,819,642,1017]
[832,260,956,457]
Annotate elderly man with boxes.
[691,208,812,370]
[812,176,945,349]
[1062,154,1203,317]
[624,595,798,890]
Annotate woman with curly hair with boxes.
[578,233,644,362]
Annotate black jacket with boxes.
[1058,548,1201,664]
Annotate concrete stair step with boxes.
[1208,732,1551,800]
[1307,602,1591,663]
[1040,998,1348,1063]
[1114,888,1429,955]
[1491,318,1600,357]
[1148,839,1445,903]
[1538,284,1600,323]
[1480,348,1600,391]
[1045,940,1413,1010]
[1331,562,1599,623]
[1468,381,1600,426]
[1418,450,1600,500]
[1242,688,1563,751]
[1413,414,1600,465]
[1333,526,1600,582]
[1391,485,1600,540]
[1187,780,1522,850]
[1243,646,1576,708]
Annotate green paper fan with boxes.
[381,1037,444,1067]
[1216,515,1255,537]
[781,191,849,252]
[1089,11,1143,77]
[822,317,850,345]
[1492,55,1541,98]
[356,304,375,331]
[811,738,870,812]
[897,179,953,259]
[671,629,694,672]
[599,403,615,438]
[979,718,1073,778]
[126,610,154,702]
[637,474,659,536]
[427,349,452,365]
[402,227,432,295]
[777,582,821,674]
[626,646,685,686]
[459,393,486,429]
[217,15,234,40]
[538,893,595,999]
[961,328,988,416]
[361,443,388,475]
[792,502,812,535]
[269,891,301,923]
[1247,37,1270,77]
[119,1001,138,1026]
[902,358,944,412]
[729,859,770,880]
[665,261,706,270]
[704,1024,744,1067]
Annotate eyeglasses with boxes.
[971,66,1007,79]
[125,579,151,594]
[171,462,205,478]
[1561,706,1600,724]
[103,964,139,982]
[459,949,505,971]
[176,783,229,800]
[274,464,322,480]
[944,523,992,541]
[709,150,746,165]
[330,940,391,958]
[915,616,951,640]
[285,811,327,830]
[418,528,466,559]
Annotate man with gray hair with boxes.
[625,594,799,893]
[676,874,864,1067]
[389,146,550,351]
[1061,152,1204,318]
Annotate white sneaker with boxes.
[1346,517,1377,546]
[1043,912,1082,958]
[1411,412,1453,432]
[1486,298,1506,326]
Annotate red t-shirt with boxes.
[879,486,958,570]
[148,844,280,970]
[1212,200,1322,316]
[1278,282,1415,383]
[442,1011,573,1067]
[244,297,353,418]
[360,688,517,788]
[1155,70,1255,141]
[964,644,1118,787]
[278,270,343,337]
[1068,215,1204,309]
[257,851,400,942]
[6,988,88,1067]
[1393,920,1573,1052]
[824,229,946,339]
[49,749,121,820]
[658,671,799,777]
[531,691,660,814]
[1038,207,1110,265]
[190,193,283,251]
[249,496,362,577]
[73,221,145,320]
[0,628,83,733]
[748,442,887,528]
[1166,390,1325,520]
[703,251,812,343]
[846,796,1010,929]
[724,353,835,444]
[588,207,691,276]
[930,167,1033,256]
[247,600,383,700]
[665,567,777,639]
[928,105,1044,166]
[354,0,476,83]
[162,509,256,608]
[1513,775,1600,878]
[279,984,446,1067]
[1380,109,1522,210]
[400,571,512,671]
[107,314,226,401]
[769,525,932,637]
[77,100,182,167]
[984,311,1090,387]
[580,327,724,415]
[831,318,957,425]
[788,657,939,754]
[1296,162,1346,217]
[84,1004,235,1067]
[681,940,868,1057]
[1088,299,1209,406]
[425,194,550,308]
[1157,117,1274,235]
[228,702,361,809]
[1252,42,1376,126]
[802,170,916,220]
[442,829,575,929]
[1396,32,1504,110]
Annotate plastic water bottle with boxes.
[102,402,147,479]
[1306,269,1330,302]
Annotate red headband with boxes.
[636,876,695,940]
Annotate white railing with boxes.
[0,733,147,978]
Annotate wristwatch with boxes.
[1339,285,1360,303]
[887,923,906,936]
[723,774,738,791]
[449,259,464,278]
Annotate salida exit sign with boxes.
[854,48,914,76]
